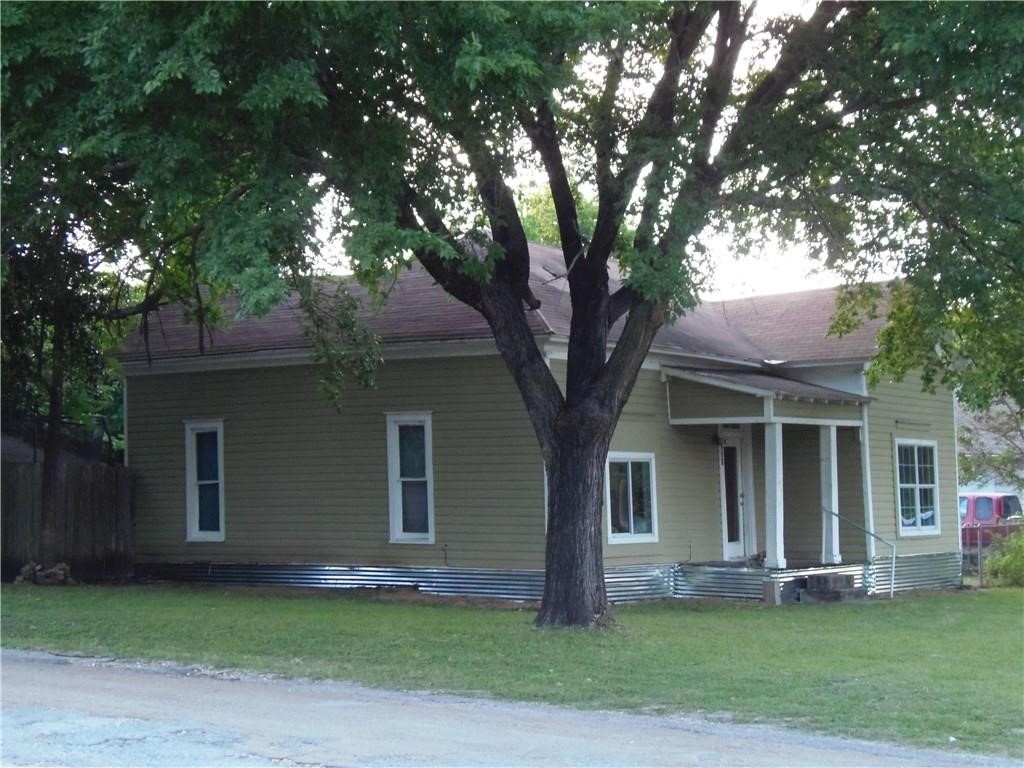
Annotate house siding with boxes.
[867,375,959,555]
[837,427,868,561]
[128,356,957,576]
[746,424,867,564]
[782,425,822,562]
[773,399,861,421]
[668,379,763,420]
[128,356,547,569]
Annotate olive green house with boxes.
[121,246,961,601]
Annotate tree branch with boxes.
[97,290,165,321]
[396,182,484,310]
[593,41,624,199]
[607,285,637,329]
[591,5,714,262]
[692,2,748,180]
[596,295,666,416]
[479,280,565,457]
[456,132,540,309]
[715,1,850,173]
[519,101,584,268]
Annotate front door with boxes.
[720,431,745,560]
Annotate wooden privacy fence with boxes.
[1,462,133,581]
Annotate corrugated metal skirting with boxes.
[674,564,764,599]
[139,562,676,603]
[139,552,961,603]
[140,563,547,600]
[866,551,962,594]
[673,554,961,601]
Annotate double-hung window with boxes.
[606,452,658,544]
[386,412,434,543]
[895,438,940,536]
[185,419,225,542]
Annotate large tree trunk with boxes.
[535,416,616,628]
[472,271,663,628]
[38,329,65,568]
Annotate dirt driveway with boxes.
[0,649,1011,767]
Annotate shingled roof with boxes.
[119,244,885,368]
[695,287,883,364]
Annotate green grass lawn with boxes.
[3,584,1022,757]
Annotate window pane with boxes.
[918,487,936,527]
[198,483,220,531]
[631,461,653,534]
[958,497,968,519]
[1004,496,1022,517]
[401,480,429,533]
[609,461,630,533]
[916,446,935,484]
[398,425,426,478]
[897,445,916,485]
[975,497,994,521]
[196,431,219,482]
[900,487,917,525]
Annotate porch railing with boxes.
[824,506,896,599]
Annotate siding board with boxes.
[773,400,860,421]
[867,375,959,556]
[129,357,545,569]
[130,357,959,574]
[668,379,763,419]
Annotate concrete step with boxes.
[798,587,868,603]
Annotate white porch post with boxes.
[820,425,841,564]
[764,422,786,569]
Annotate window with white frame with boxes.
[386,412,434,543]
[184,419,225,542]
[606,452,657,543]
[895,439,940,535]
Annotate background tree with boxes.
[518,184,599,250]
[959,399,1024,491]
[3,2,1021,624]
[2,1,378,567]
[1,145,160,566]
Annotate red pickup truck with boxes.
[959,493,1023,547]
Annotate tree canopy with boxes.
[3,1,1022,623]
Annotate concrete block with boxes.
[762,580,783,606]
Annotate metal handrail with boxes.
[823,506,896,599]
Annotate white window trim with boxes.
[606,451,659,545]
[893,437,941,538]
[184,419,225,542]
[386,412,435,544]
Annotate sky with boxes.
[702,244,853,301]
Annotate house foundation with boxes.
[138,552,961,604]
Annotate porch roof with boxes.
[662,367,870,405]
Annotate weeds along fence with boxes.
[961,522,1024,584]
[1,462,133,581]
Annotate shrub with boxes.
[986,530,1024,586]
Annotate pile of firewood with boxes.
[14,562,77,585]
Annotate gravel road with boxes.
[0,649,1013,767]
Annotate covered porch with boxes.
[662,366,879,578]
